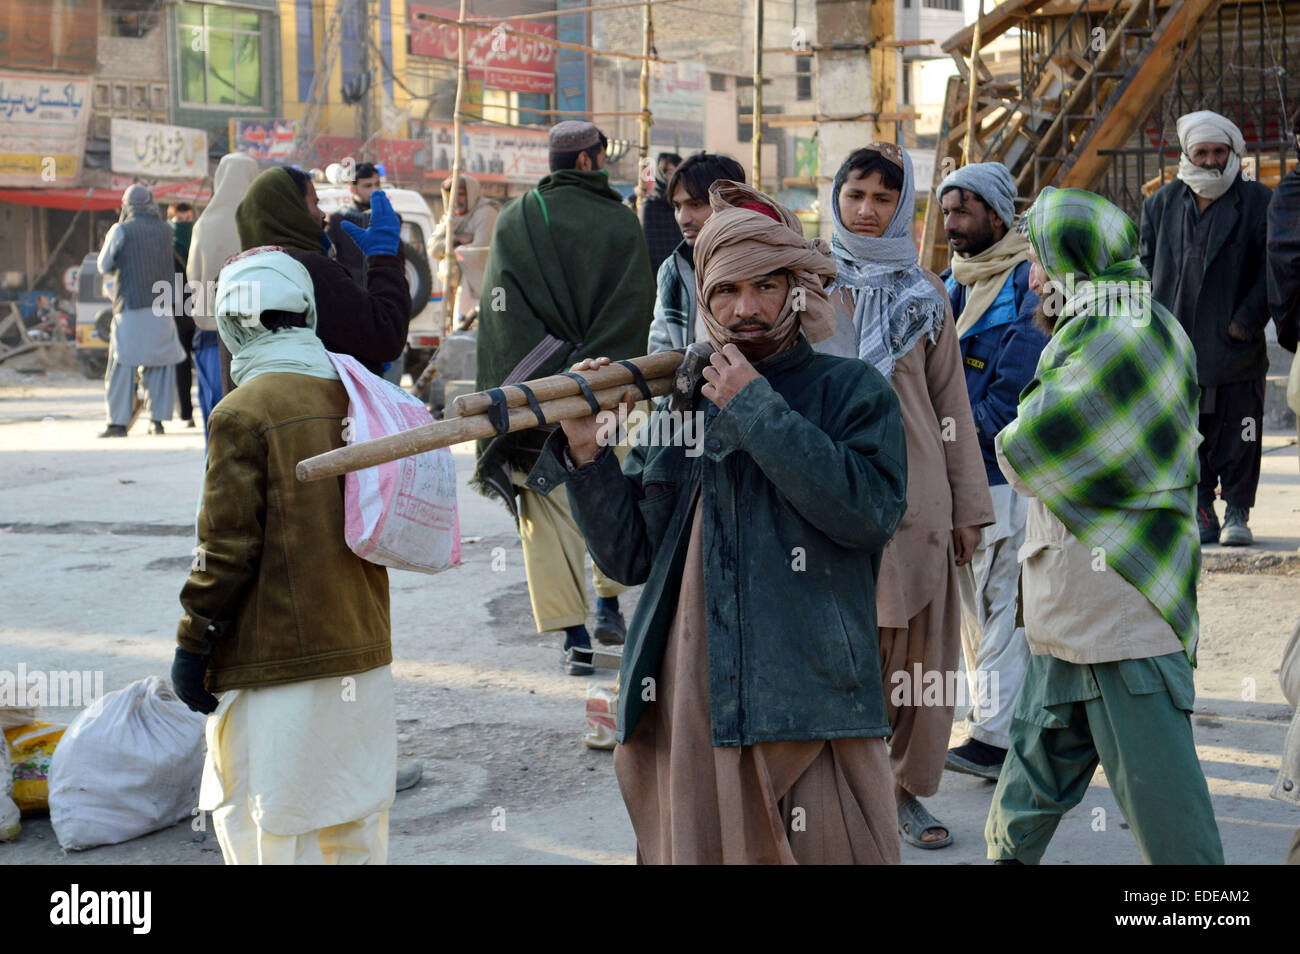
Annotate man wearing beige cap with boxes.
[473,121,654,674]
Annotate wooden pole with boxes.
[752,0,763,190]
[299,376,675,481]
[637,1,653,213]
[441,0,469,335]
[963,0,983,163]
[453,350,685,417]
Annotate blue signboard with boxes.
[554,0,588,115]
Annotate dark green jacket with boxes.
[526,339,908,746]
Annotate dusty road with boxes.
[1,366,1297,865]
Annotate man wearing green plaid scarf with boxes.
[985,188,1224,865]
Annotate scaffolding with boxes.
[920,0,1299,272]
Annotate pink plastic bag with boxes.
[327,352,461,574]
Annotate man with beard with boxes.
[431,173,497,329]
[936,162,1048,781]
[339,161,382,229]
[987,187,1223,865]
[526,181,908,863]
[641,152,684,278]
[1140,110,1273,546]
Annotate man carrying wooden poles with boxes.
[523,182,909,863]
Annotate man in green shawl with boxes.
[474,121,653,674]
[985,188,1223,865]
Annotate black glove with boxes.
[172,647,219,714]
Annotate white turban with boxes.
[1176,110,1244,200]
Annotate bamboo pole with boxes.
[298,377,675,482]
[453,350,685,417]
[752,0,764,190]
[441,0,469,336]
[636,1,653,214]
[963,0,984,163]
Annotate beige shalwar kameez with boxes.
[614,501,901,865]
[865,295,995,798]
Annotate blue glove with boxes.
[339,190,401,257]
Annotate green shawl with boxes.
[236,168,324,252]
[473,168,654,514]
[1002,188,1202,662]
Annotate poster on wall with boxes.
[0,72,90,187]
[427,122,550,182]
[110,119,208,178]
[0,0,98,73]
[229,118,300,161]
[649,61,705,150]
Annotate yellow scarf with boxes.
[949,231,1032,338]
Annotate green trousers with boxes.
[986,651,1224,864]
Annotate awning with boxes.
[0,179,211,211]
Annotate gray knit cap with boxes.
[937,161,1018,228]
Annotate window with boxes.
[796,54,812,101]
[297,0,315,102]
[710,72,727,92]
[922,0,961,9]
[341,2,361,85]
[177,2,263,108]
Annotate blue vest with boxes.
[946,271,1020,342]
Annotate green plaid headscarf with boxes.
[1003,188,1202,662]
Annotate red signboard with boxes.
[408,3,555,95]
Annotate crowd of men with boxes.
[89,101,1300,865]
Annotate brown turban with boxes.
[693,180,837,353]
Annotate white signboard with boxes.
[0,73,91,187]
[428,122,551,182]
[649,61,706,148]
[110,118,208,179]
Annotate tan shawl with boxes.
[694,181,837,351]
[948,230,1032,338]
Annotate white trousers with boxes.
[200,668,396,865]
[957,482,1031,749]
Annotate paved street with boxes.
[2,365,1298,864]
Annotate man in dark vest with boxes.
[1139,110,1273,546]
[95,184,185,437]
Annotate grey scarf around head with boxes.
[829,146,946,380]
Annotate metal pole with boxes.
[753,0,763,189]
[963,0,983,164]
[637,2,653,213]
[442,0,469,335]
